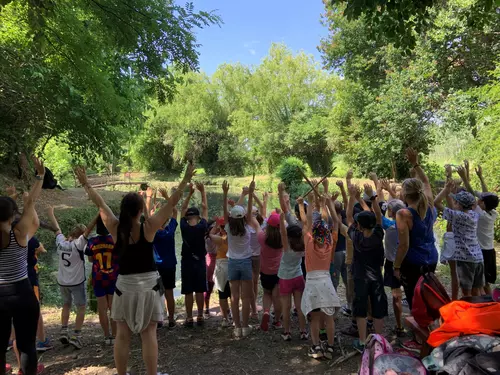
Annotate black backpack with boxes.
[37,167,64,190]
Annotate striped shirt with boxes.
[0,230,28,284]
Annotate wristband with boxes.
[35,175,44,180]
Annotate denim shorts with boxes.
[60,283,87,307]
[228,257,253,281]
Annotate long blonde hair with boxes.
[402,178,428,220]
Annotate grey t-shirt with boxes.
[278,249,304,280]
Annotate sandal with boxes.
[184,318,194,328]
[196,316,204,326]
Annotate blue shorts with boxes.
[93,280,117,298]
[228,257,252,281]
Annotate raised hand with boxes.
[322,178,329,192]
[368,172,378,182]
[146,186,154,198]
[445,164,453,179]
[195,181,205,192]
[296,196,304,205]
[380,178,391,191]
[263,191,269,200]
[249,180,256,194]
[464,160,470,179]
[183,162,196,183]
[222,180,230,194]
[475,165,483,178]
[363,183,374,197]
[346,169,353,180]
[278,182,286,193]
[159,187,169,200]
[406,148,419,167]
[242,186,249,196]
[348,183,358,197]
[445,179,456,193]
[456,166,467,180]
[74,166,88,186]
[336,180,344,188]
[331,191,340,201]
[188,183,195,195]
[32,156,45,177]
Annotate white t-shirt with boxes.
[56,234,87,286]
[475,206,498,250]
[225,224,252,260]
[443,208,483,263]
[248,227,261,256]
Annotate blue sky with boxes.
[190,0,329,75]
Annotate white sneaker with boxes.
[234,327,242,337]
[242,326,253,337]
[221,318,229,328]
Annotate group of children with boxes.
[2,151,499,375]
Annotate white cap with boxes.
[230,205,246,218]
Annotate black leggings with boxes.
[400,260,437,310]
[0,279,39,375]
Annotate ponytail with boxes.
[402,178,428,220]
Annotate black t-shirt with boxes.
[180,218,208,258]
[348,224,384,280]
[27,237,40,286]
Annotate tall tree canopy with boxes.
[0,0,220,168]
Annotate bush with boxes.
[276,157,311,187]
[276,157,312,200]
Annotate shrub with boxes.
[276,157,311,187]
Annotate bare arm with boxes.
[369,172,383,199]
[279,212,289,252]
[346,169,353,187]
[84,214,98,238]
[372,196,382,226]
[298,198,307,225]
[394,209,411,271]
[75,166,119,237]
[380,178,397,200]
[457,166,474,195]
[209,234,223,246]
[406,148,434,206]
[336,180,348,209]
[46,206,62,236]
[196,182,208,220]
[15,157,45,242]
[326,193,340,232]
[252,192,264,216]
[236,187,248,206]
[434,180,454,213]
[278,183,289,214]
[346,184,358,227]
[262,192,268,218]
[222,180,230,223]
[181,183,195,218]
[322,178,329,195]
[475,165,488,193]
[144,163,194,241]
[247,181,255,224]
[143,187,154,220]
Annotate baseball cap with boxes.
[267,213,280,228]
[230,205,246,219]
[186,207,200,217]
[215,216,226,226]
[363,191,376,201]
[450,191,476,209]
[354,211,376,229]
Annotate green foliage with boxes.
[0,0,220,167]
[276,157,311,199]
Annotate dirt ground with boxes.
[6,281,407,375]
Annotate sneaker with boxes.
[300,331,309,340]
[203,309,211,320]
[59,328,69,345]
[402,298,409,307]
[260,312,270,332]
[323,343,334,360]
[319,329,328,342]
[395,326,406,338]
[157,321,164,330]
[234,327,242,338]
[242,326,253,337]
[292,308,298,317]
[367,320,374,334]
[221,318,230,328]
[168,320,176,328]
[353,339,365,353]
[281,332,292,341]
[400,339,422,353]
[341,324,359,337]
[69,335,83,350]
[272,321,283,330]
[36,338,53,352]
[227,310,232,320]
[308,345,324,359]
[341,305,352,317]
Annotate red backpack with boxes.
[412,272,451,328]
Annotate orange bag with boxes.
[427,301,500,347]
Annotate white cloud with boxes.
[249,49,256,55]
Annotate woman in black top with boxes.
[75,163,194,375]
[0,157,45,375]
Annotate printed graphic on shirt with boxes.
[443,208,483,263]
[85,235,118,286]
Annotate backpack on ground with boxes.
[38,167,64,190]
[360,334,427,375]
[412,272,451,328]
